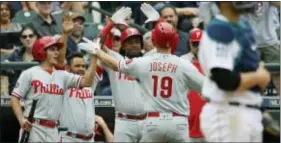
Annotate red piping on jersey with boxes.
[12,92,23,99]
[76,76,83,89]
[96,66,104,80]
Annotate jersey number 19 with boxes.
[152,75,172,98]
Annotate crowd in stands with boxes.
[0,1,280,96]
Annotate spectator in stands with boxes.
[159,5,188,56]
[5,26,39,95]
[28,2,60,36]
[0,1,22,55]
[0,2,22,33]
[244,2,280,95]
[66,13,86,57]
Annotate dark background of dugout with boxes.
[0,107,280,143]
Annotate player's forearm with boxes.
[100,123,114,142]
[57,33,68,67]
[96,50,119,71]
[81,56,97,87]
[236,72,261,92]
[11,97,25,124]
[176,7,198,16]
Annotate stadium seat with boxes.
[12,11,37,25]
[83,23,103,38]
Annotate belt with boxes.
[147,112,185,117]
[66,132,93,140]
[31,118,57,128]
[205,98,261,110]
[117,113,147,120]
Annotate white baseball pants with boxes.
[200,103,263,142]
[139,113,190,142]
[18,123,59,142]
[113,117,145,142]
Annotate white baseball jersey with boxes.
[117,53,204,116]
[103,49,145,115]
[12,66,82,121]
[59,70,102,135]
[198,15,263,105]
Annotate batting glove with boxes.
[78,38,101,55]
[141,3,160,24]
[111,7,132,26]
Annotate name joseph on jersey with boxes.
[149,62,178,73]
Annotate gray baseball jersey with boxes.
[12,66,82,121]
[59,71,103,135]
[103,49,145,115]
[117,53,204,116]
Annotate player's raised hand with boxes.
[20,118,32,132]
[78,38,101,55]
[111,7,132,26]
[62,12,74,34]
[140,3,160,23]
[256,61,271,89]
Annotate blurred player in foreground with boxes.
[198,2,271,142]
[59,52,103,142]
[82,21,204,142]
[181,28,206,142]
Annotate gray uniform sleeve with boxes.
[12,70,31,99]
[117,58,141,78]
[103,49,123,73]
[63,71,83,89]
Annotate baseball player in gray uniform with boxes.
[89,21,204,142]
[10,14,99,142]
[59,52,103,142]
[79,8,147,142]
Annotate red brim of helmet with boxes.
[44,41,64,50]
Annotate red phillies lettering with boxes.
[69,88,93,99]
[118,72,136,81]
[31,80,64,95]
[149,62,178,73]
